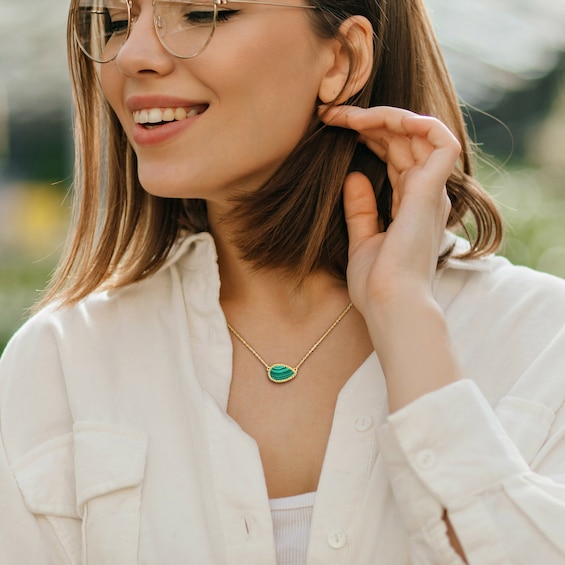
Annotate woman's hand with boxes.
[319,105,465,412]
[319,105,460,312]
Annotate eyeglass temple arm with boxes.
[216,0,317,9]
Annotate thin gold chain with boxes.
[227,302,353,371]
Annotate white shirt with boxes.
[1,231,565,564]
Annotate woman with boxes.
[1,0,565,563]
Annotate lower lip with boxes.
[132,112,203,146]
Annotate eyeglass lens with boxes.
[74,0,218,63]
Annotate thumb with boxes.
[343,172,380,251]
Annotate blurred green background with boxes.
[1,1,565,354]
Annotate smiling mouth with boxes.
[133,106,207,128]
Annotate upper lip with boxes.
[126,95,208,112]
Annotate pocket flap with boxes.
[12,433,79,517]
[73,422,147,510]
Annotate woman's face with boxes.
[100,0,335,205]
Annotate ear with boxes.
[318,16,374,104]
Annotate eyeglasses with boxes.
[73,0,317,63]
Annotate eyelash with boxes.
[184,9,239,25]
[216,9,239,22]
[109,19,129,34]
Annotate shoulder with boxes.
[0,232,219,459]
[436,234,565,405]
[438,234,565,324]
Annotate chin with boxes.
[136,165,191,198]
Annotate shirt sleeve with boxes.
[377,379,565,564]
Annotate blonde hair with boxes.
[39,0,502,308]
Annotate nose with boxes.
[115,6,175,77]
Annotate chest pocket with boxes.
[12,422,148,565]
[75,422,147,564]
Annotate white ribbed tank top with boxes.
[269,491,316,565]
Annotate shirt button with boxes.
[415,449,437,469]
[354,416,374,432]
[327,529,348,549]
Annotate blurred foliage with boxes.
[484,164,565,278]
[0,263,54,352]
[0,183,68,354]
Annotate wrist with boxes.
[364,293,463,412]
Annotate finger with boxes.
[321,106,435,174]
[401,114,460,148]
[401,115,461,180]
[318,104,358,127]
[355,110,457,155]
[362,117,456,177]
[319,105,415,135]
[343,172,380,250]
[364,134,416,175]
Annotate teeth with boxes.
[134,107,200,125]
[163,108,175,122]
[148,109,163,123]
[135,109,149,124]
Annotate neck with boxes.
[207,204,349,322]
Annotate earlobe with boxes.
[318,16,374,105]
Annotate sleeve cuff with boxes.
[377,380,529,515]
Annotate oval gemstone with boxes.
[268,364,297,383]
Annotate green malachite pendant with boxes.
[267,364,298,384]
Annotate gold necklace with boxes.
[227,302,353,384]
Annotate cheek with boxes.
[207,33,327,148]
